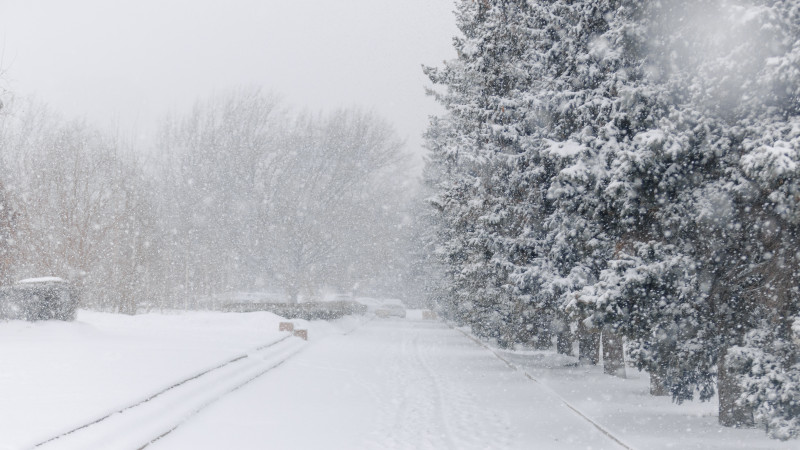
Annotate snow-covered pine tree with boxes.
[715,0,800,434]
[561,1,800,430]
[426,0,800,435]
[610,0,800,429]
[425,0,668,366]
[510,0,659,374]
[562,0,721,394]
[424,0,544,346]
[728,321,800,440]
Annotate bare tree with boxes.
[0,98,160,312]
[258,109,409,302]
[156,88,282,301]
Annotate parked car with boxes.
[375,303,406,318]
[0,277,78,321]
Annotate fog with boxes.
[2,1,799,448]
[0,1,458,311]
[0,0,456,160]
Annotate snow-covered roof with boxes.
[17,276,67,284]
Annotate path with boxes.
[153,318,620,449]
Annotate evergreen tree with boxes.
[424,0,541,345]
[424,0,800,436]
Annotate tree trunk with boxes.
[601,329,626,378]
[556,328,574,356]
[535,334,552,349]
[649,370,669,396]
[718,346,754,427]
[577,320,600,365]
[535,328,552,350]
[530,315,551,350]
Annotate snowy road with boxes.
[151,318,620,449]
[3,311,792,449]
[0,311,797,450]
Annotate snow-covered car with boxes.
[375,303,406,318]
[0,277,78,322]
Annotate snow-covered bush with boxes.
[729,325,800,440]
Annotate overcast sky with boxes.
[0,0,457,165]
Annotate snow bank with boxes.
[0,310,292,448]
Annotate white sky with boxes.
[0,0,457,164]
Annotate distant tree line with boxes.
[422,0,800,439]
[0,89,416,313]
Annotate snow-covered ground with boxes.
[0,310,794,449]
[487,342,795,450]
[0,310,355,449]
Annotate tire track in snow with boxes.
[411,333,457,450]
[366,320,511,450]
[138,340,303,449]
[31,335,305,448]
[369,323,439,449]
[364,321,451,449]
[32,334,293,448]
[414,325,512,449]
[33,316,374,449]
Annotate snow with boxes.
[16,276,67,284]
[794,316,800,339]
[154,318,611,449]
[741,142,799,181]
[633,130,665,148]
[0,311,795,449]
[0,310,305,448]
[503,351,797,450]
[543,139,586,158]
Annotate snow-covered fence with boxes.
[221,300,367,320]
